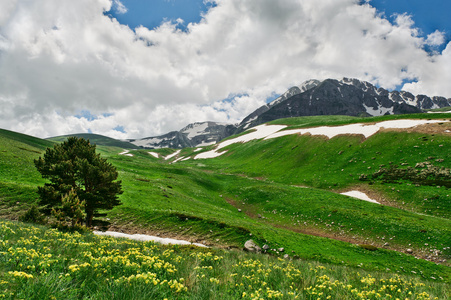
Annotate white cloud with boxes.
[0,0,450,140]
[402,42,451,97]
[113,0,128,14]
[425,30,445,46]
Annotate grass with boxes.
[59,148,451,280]
[47,133,138,149]
[0,114,450,294]
[0,129,53,219]
[0,219,448,299]
[196,121,451,219]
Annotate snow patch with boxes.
[193,150,224,159]
[363,104,394,116]
[94,231,208,247]
[340,191,379,204]
[196,141,216,147]
[182,122,209,139]
[245,116,258,124]
[165,150,181,160]
[171,156,187,163]
[131,137,164,148]
[298,79,320,92]
[427,110,451,114]
[148,152,159,158]
[400,92,415,104]
[194,124,286,160]
[119,150,133,157]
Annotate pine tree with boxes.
[51,188,86,228]
[34,137,123,227]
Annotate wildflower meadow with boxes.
[0,220,448,299]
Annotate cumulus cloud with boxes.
[425,30,446,46]
[403,42,451,97]
[0,0,450,139]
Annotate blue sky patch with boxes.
[75,110,98,121]
[107,0,216,32]
[370,0,450,53]
[113,125,126,133]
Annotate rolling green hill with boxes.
[47,133,138,149]
[0,129,55,218]
[0,114,450,288]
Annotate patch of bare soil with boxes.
[298,132,367,142]
[224,197,258,218]
[379,122,451,135]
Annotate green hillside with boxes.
[0,114,450,292]
[47,133,138,149]
[0,129,54,218]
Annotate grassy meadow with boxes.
[0,113,450,298]
[0,219,448,299]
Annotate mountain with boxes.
[237,78,451,131]
[128,121,238,149]
[130,78,451,149]
[238,79,322,131]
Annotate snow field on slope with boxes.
[265,119,446,140]
[194,124,286,159]
[194,119,448,160]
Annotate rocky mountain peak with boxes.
[129,121,238,149]
[298,79,321,92]
[237,78,450,132]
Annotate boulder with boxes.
[244,240,261,252]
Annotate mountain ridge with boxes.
[236,78,450,132]
[127,121,238,149]
[131,77,450,149]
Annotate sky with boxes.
[0,0,450,140]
